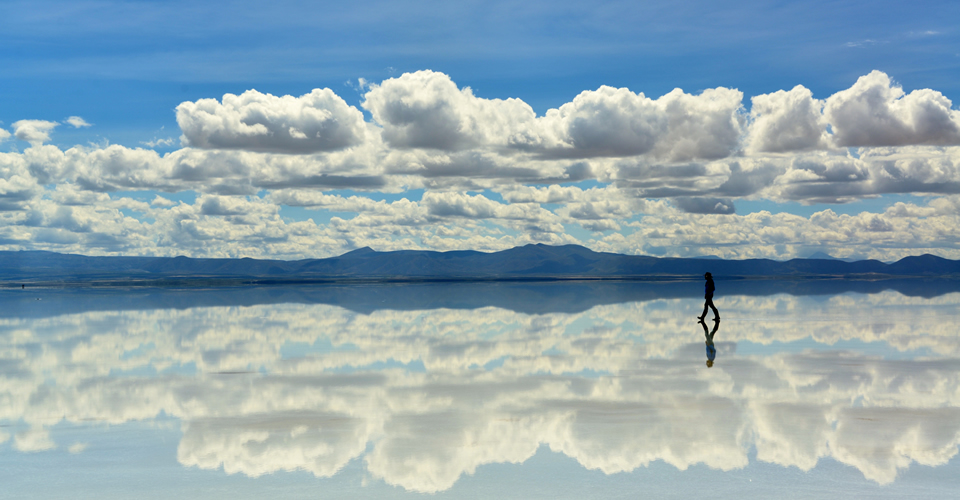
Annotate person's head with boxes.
[704,272,712,279]
[706,360,714,368]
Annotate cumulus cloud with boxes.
[825,71,960,147]
[0,151,43,210]
[500,185,587,204]
[0,128,10,142]
[540,86,744,161]
[747,85,827,153]
[150,195,177,208]
[0,70,959,258]
[362,71,744,162]
[652,87,746,161]
[198,195,260,217]
[768,148,960,203]
[14,142,393,195]
[539,86,668,157]
[362,70,538,151]
[177,88,368,153]
[672,196,736,214]
[422,191,500,218]
[12,120,58,144]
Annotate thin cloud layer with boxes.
[0,179,959,260]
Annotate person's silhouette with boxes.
[699,317,720,367]
[698,272,719,321]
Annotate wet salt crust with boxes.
[1,280,959,498]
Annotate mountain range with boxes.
[1,244,959,284]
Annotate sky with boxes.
[2,0,960,261]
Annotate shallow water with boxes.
[1,281,959,498]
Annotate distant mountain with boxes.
[805,251,869,263]
[1,244,959,283]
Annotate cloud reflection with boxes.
[0,288,959,492]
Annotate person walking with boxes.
[698,272,719,321]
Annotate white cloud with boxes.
[825,70,960,147]
[672,196,736,214]
[547,187,650,230]
[768,147,960,203]
[363,72,744,163]
[422,191,500,218]
[499,185,586,204]
[177,88,368,153]
[68,442,89,454]
[747,85,827,153]
[0,128,10,142]
[590,196,960,261]
[141,137,176,148]
[179,414,375,478]
[12,120,59,145]
[150,195,177,208]
[65,116,92,128]
[31,143,391,195]
[1,70,960,258]
[1,172,960,260]
[362,70,538,151]
[0,151,43,210]
[653,87,746,161]
[539,86,667,157]
[14,428,55,452]
[540,85,744,161]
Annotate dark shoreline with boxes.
[4,276,959,318]
[4,272,959,289]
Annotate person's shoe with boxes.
[714,316,720,321]
[697,316,705,321]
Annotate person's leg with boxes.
[708,299,719,320]
[699,300,709,320]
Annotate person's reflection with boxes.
[699,317,720,367]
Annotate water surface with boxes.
[1,281,959,498]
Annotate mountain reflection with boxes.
[1,285,960,493]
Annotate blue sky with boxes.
[1,0,959,260]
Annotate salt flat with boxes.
[1,281,958,498]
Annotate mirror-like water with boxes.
[1,281,959,498]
